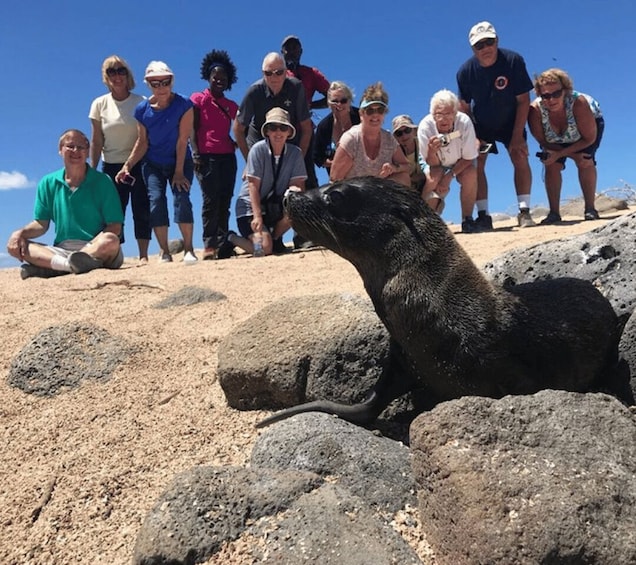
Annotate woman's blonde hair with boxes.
[101,55,136,91]
[533,68,573,97]
[328,80,354,102]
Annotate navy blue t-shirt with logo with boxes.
[457,48,533,132]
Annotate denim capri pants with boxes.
[142,159,194,227]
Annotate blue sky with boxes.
[1,0,634,267]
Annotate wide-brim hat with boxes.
[261,107,296,139]
[144,61,174,79]
[391,114,418,133]
[469,21,497,46]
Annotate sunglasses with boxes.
[540,88,564,100]
[474,37,496,51]
[106,66,128,77]
[362,106,386,116]
[263,69,286,77]
[148,78,172,88]
[63,144,89,152]
[394,128,413,138]
[266,124,290,132]
[329,98,349,105]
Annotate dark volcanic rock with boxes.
[218,293,390,410]
[410,390,636,564]
[251,412,417,513]
[483,211,636,321]
[7,322,131,396]
[133,466,323,565]
[245,483,422,564]
[153,285,226,309]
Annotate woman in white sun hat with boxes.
[116,61,197,264]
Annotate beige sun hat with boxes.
[391,114,418,134]
[144,61,174,79]
[260,107,296,138]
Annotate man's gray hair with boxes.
[262,52,286,70]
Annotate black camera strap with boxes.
[264,143,285,201]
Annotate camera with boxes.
[121,173,136,186]
[437,131,460,147]
[535,151,549,161]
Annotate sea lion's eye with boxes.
[324,189,356,220]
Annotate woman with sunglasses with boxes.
[528,68,604,224]
[391,114,428,193]
[313,81,360,174]
[116,61,197,264]
[89,55,151,264]
[329,82,410,186]
[231,107,307,256]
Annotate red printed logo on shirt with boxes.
[494,76,509,90]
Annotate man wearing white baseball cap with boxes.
[456,21,535,230]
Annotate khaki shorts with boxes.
[48,240,124,269]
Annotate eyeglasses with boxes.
[263,69,286,77]
[474,37,496,51]
[63,144,89,152]
[362,106,386,116]
[540,88,564,100]
[329,98,349,105]
[266,124,290,132]
[394,128,412,138]
[106,66,128,77]
[148,78,172,88]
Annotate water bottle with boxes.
[253,231,264,258]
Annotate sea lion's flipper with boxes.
[255,390,384,428]
[255,341,419,428]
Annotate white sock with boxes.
[50,255,72,272]
[517,195,531,210]
[476,200,488,213]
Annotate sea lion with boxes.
[256,177,633,427]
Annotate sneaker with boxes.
[461,217,481,234]
[183,251,198,265]
[584,209,600,221]
[474,212,493,231]
[68,251,103,274]
[20,264,66,280]
[540,211,562,225]
[517,208,536,228]
[159,253,173,263]
[272,237,291,254]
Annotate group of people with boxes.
[7,23,605,277]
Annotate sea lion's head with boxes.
[285,176,450,268]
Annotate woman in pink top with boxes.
[329,82,410,188]
[190,50,239,260]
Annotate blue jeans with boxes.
[142,159,194,227]
[195,153,237,249]
[102,162,151,242]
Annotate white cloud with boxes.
[0,171,35,190]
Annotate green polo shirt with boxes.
[33,166,124,245]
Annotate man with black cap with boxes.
[280,35,329,248]
[281,35,330,112]
[456,21,535,231]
